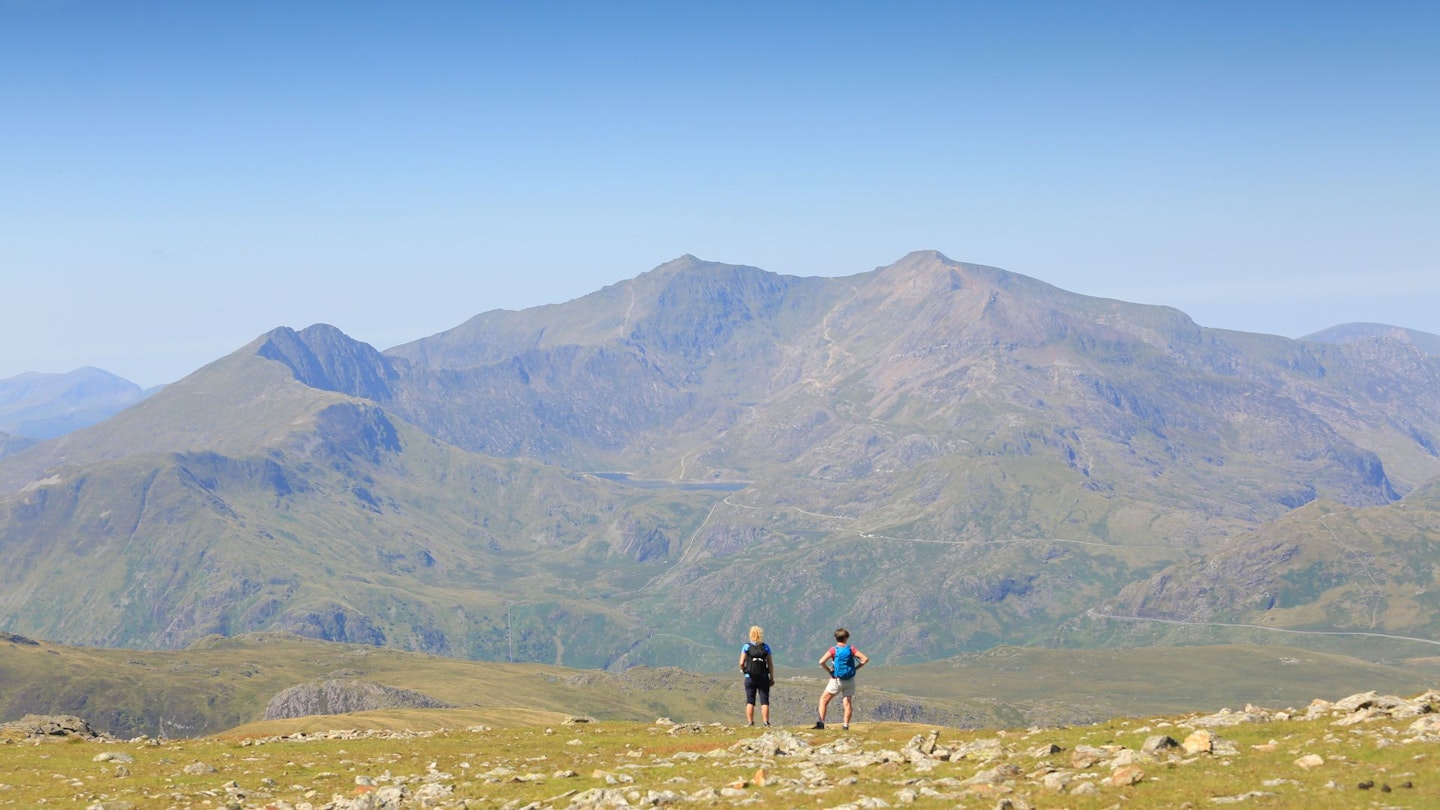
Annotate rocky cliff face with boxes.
[257,324,401,402]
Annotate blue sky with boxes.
[3,1,1437,388]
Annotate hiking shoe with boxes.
[842,724,849,730]
[811,721,825,729]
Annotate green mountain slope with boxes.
[0,352,723,663]
[1099,479,1440,644]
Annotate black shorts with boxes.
[745,679,770,706]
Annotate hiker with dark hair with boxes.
[814,627,868,730]
[739,625,774,726]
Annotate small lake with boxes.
[588,472,751,492]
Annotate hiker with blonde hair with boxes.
[738,625,774,726]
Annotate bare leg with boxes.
[760,702,770,724]
[818,691,834,723]
[842,695,853,727]
[745,702,755,725]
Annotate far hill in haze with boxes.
[1302,323,1440,357]
[0,367,155,439]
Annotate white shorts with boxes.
[824,677,856,697]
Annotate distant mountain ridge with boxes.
[1,251,1438,671]
[1302,322,1440,357]
[0,367,154,439]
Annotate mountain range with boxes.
[1,251,1438,674]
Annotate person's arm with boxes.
[739,648,749,673]
[819,647,835,675]
[768,650,776,679]
[855,649,870,668]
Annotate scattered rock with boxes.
[1109,764,1145,786]
[1191,707,1269,727]
[1070,745,1107,769]
[904,729,939,756]
[963,763,1023,786]
[952,738,1006,762]
[1408,715,1440,735]
[1182,729,1214,755]
[730,729,810,756]
[1210,790,1275,803]
[1142,734,1179,755]
[1040,770,1072,792]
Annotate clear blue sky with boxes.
[3,1,1437,388]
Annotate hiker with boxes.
[739,625,774,726]
[814,627,868,730]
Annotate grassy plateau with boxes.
[5,703,1440,808]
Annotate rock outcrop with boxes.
[263,680,454,720]
[0,714,104,741]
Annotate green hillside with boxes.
[5,633,1439,742]
[1102,479,1440,644]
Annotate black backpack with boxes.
[744,642,771,685]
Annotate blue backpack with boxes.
[832,644,857,680]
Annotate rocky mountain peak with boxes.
[256,324,398,401]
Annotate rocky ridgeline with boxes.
[4,692,1440,808]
